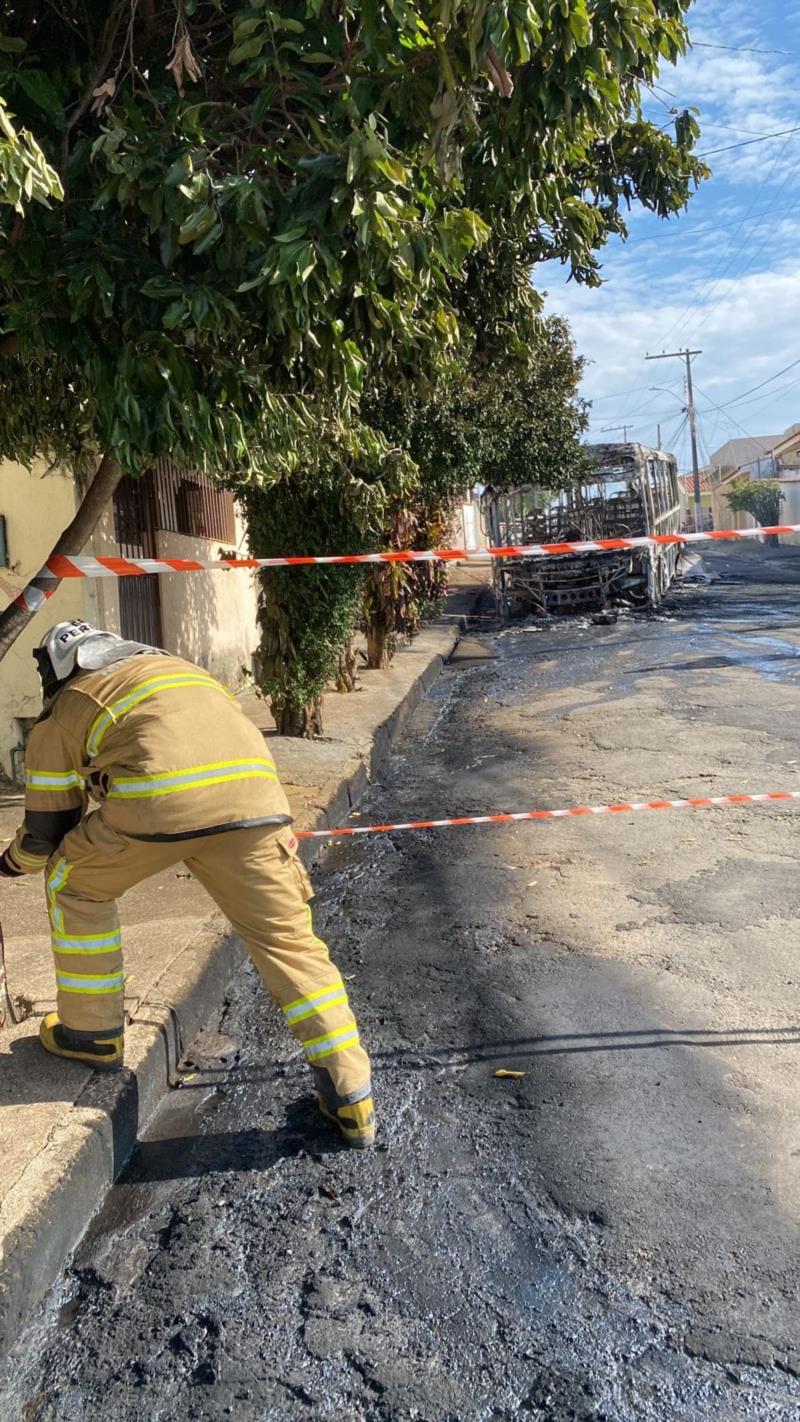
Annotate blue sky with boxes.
[539,0,800,470]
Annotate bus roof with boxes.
[585,441,673,467]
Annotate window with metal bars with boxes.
[150,459,237,543]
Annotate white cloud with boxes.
[539,1,800,468]
[543,261,800,462]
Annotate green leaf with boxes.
[178,206,217,245]
[192,220,223,254]
[569,7,592,48]
[233,16,264,39]
[252,85,277,123]
[230,36,266,63]
[15,69,64,122]
[141,276,184,299]
[165,153,193,187]
[0,36,26,53]
[162,300,186,329]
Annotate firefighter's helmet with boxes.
[33,620,160,700]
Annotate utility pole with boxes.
[646,349,703,531]
[657,422,662,450]
[602,423,630,442]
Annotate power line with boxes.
[594,406,686,422]
[716,358,800,409]
[598,383,683,430]
[697,419,711,468]
[695,385,758,443]
[701,121,800,139]
[691,42,800,57]
[646,349,703,527]
[622,204,797,246]
[697,125,800,158]
[663,411,688,451]
[712,371,800,420]
[586,383,660,404]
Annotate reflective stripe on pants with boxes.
[45,815,371,1097]
[46,841,125,1035]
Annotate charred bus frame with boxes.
[482,443,681,618]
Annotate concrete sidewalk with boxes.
[0,567,489,1356]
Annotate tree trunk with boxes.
[270,695,323,738]
[0,453,122,662]
[366,622,391,670]
[335,639,358,692]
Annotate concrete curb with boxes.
[0,586,483,1358]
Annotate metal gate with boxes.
[112,473,163,647]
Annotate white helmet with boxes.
[34,620,161,698]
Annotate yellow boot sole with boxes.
[39,1012,123,1072]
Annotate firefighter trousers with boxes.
[44,814,371,1098]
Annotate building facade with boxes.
[705,427,800,542]
[677,471,713,530]
[0,459,259,781]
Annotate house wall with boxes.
[0,467,259,783]
[86,505,122,634]
[678,487,712,528]
[741,455,777,481]
[710,485,756,536]
[86,501,258,684]
[709,472,800,544]
[0,460,86,779]
[153,506,259,686]
[774,477,800,546]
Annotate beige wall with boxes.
[89,501,259,685]
[774,477,800,546]
[0,467,258,780]
[0,460,86,779]
[86,505,123,635]
[709,478,800,539]
[710,484,756,536]
[154,505,258,687]
[71,500,258,685]
[678,487,712,527]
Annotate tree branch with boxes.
[66,2,129,132]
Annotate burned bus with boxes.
[481,442,681,618]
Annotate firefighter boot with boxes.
[312,1067,376,1149]
[39,1012,124,1072]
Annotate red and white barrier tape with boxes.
[296,789,800,840]
[11,523,800,610]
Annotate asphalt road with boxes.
[1,543,799,1422]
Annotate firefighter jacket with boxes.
[0,653,292,877]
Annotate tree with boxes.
[0,2,704,660]
[242,435,417,734]
[358,307,589,668]
[725,477,784,545]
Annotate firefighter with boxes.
[0,620,375,1149]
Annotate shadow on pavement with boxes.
[124,1099,346,1183]
[374,1024,800,1067]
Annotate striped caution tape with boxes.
[15,584,54,612]
[296,789,800,840]
[11,524,800,609]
